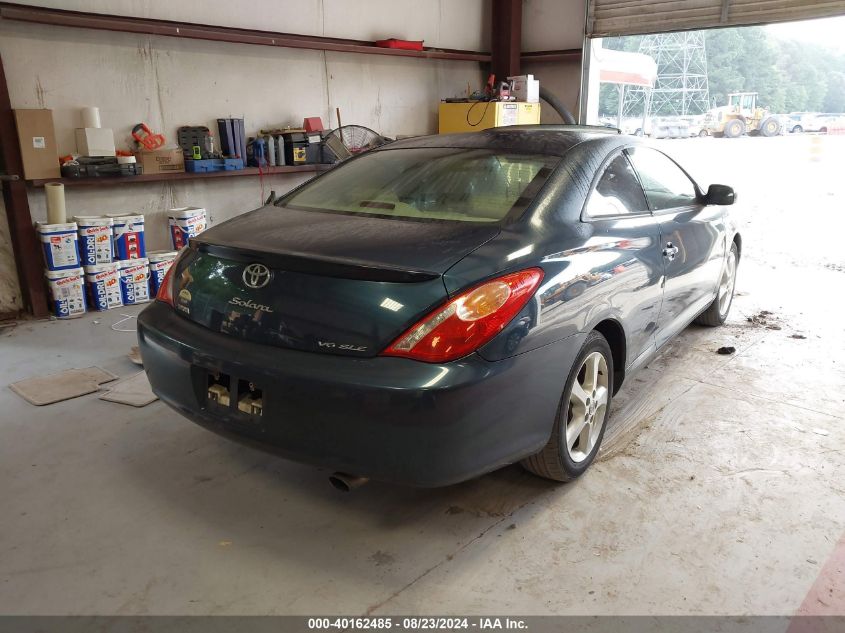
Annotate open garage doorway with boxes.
[577,15,845,461]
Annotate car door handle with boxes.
[663,243,679,261]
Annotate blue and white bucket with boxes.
[83,262,123,311]
[75,216,114,266]
[148,250,178,297]
[45,267,87,318]
[111,214,146,260]
[168,207,207,250]
[37,222,81,271]
[117,258,150,305]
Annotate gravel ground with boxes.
[654,133,845,273]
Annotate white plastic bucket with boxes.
[111,214,146,260]
[117,258,150,305]
[45,267,87,318]
[148,250,178,297]
[83,262,123,311]
[37,222,81,271]
[75,215,114,266]
[168,207,207,250]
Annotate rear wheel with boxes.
[724,119,746,138]
[521,331,613,482]
[792,125,803,134]
[696,242,738,327]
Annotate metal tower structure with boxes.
[622,31,710,118]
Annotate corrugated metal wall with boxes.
[588,0,845,37]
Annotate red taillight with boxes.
[156,260,177,306]
[381,268,544,363]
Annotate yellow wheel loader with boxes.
[704,92,782,138]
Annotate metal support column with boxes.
[491,0,522,80]
[0,53,48,317]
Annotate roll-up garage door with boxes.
[588,0,845,37]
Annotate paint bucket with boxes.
[37,222,81,271]
[75,216,114,266]
[45,267,87,318]
[117,258,150,305]
[111,214,146,260]
[148,250,178,297]
[83,262,123,311]
[168,207,207,250]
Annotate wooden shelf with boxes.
[27,164,331,188]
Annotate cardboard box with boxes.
[134,149,185,174]
[75,127,116,157]
[13,109,60,180]
[508,74,540,103]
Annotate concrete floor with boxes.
[1,136,844,615]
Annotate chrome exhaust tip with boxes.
[329,472,369,492]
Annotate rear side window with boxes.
[281,147,558,223]
[627,147,698,211]
[586,153,649,217]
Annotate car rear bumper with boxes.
[137,302,583,487]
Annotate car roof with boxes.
[381,125,632,158]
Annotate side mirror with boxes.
[704,184,736,206]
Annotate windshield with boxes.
[280,147,558,223]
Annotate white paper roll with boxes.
[45,182,67,225]
[81,106,101,129]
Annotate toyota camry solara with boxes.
[138,125,740,487]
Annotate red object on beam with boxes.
[375,39,423,51]
[303,117,324,133]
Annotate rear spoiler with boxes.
[192,240,441,283]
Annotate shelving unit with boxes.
[26,164,332,188]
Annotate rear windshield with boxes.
[280,147,558,223]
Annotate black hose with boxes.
[539,86,577,124]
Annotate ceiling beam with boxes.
[0,2,490,63]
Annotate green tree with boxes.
[597,24,845,117]
[823,72,845,112]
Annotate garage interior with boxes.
[1,0,844,624]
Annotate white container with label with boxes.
[75,216,114,266]
[168,207,207,250]
[148,250,178,298]
[45,267,87,318]
[117,258,150,305]
[37,222,81,271]
[110,213,146,260]
[83,262,123,311]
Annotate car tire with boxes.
[698,130,708,137]
[724,119,745,138]
[792,125,803,134]
[695,242,739,327]
[521,330,613,482]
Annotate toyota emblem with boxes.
[242,263,272,289]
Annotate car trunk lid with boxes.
[171,205,499,357]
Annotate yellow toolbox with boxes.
[438,101,541,134]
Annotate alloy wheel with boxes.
[565,352,609,463]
